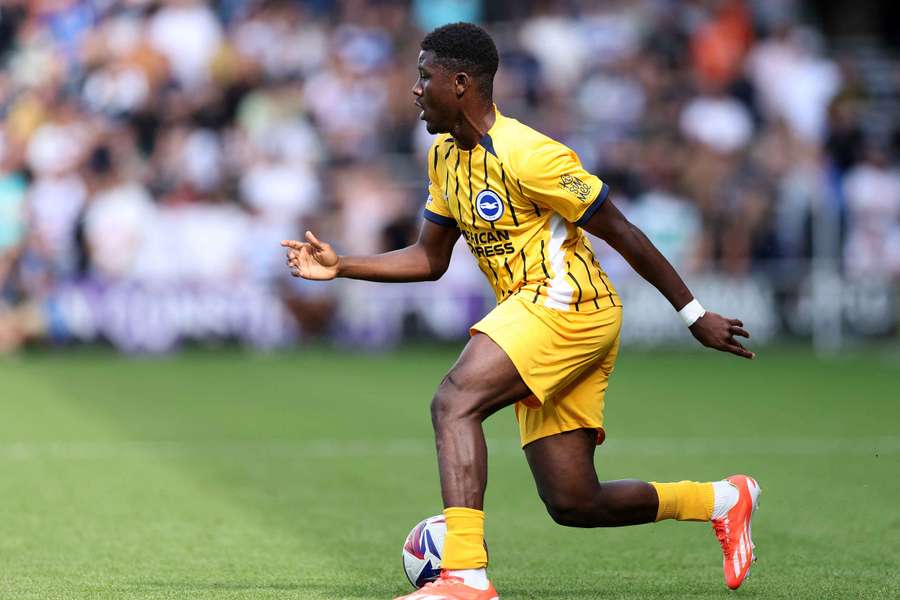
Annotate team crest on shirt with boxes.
[475,190,504,222]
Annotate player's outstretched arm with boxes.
[582,198,755,359]
[281,220,460,283]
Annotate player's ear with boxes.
[454,72,469,98]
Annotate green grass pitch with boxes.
[0,345,898,599]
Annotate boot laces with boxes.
[712,517,733,556]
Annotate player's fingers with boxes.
[726,344,755,359]
[730,325,750,338]
[305,230,327,250]
[724,339,755,359]
[729,318,744,327]
[281,239,305,250]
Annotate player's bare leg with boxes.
[524,428,658,526]
[394,333,531,599]
[431,332,531,509]
[524,428,761,589]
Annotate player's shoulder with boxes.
[426,133,455,174]
[427,134,456,169]
[428,133,455,155]
[434,132,455,145]
[492,112,573,172]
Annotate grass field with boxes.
[0,344,898,599]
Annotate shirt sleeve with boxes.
[423,141,456,228]
[516,138,609,226]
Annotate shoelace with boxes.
[422,573,463,589]
[712,519,733,556]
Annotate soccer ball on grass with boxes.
[402,515,446,588]
[401,514,489,589]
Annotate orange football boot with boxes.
[712,474,761,590]
[393,572,499,600]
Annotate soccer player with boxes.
[283,22,760,600]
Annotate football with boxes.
[402,515,446,588]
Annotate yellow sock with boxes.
[651,481,715,522]
[441,507,488,570]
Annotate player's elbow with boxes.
[424,256,451,281]
[426,265,447,281]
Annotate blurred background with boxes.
[0,0,898,355]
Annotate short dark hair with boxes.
[421,22,499,97]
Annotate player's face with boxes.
[412,50,456,134]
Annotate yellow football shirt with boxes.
[424,106,619,311]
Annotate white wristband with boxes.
[678,299,706,327]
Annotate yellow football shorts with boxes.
[470,295,622,447]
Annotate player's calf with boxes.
[540,479,659,528]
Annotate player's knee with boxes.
[431,375,480,428]
[541,484,612,527]
[544,496,591,527]
[430,376,455,427]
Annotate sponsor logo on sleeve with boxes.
[559,174,593,202]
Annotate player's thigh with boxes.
[436,332,532,420]
[523,428,600,506]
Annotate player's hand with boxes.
[689,312,755,360]
[281,231,340,280]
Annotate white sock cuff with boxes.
[446,568,489,590]
[711,480,739,520]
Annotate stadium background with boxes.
[0,0,898,352]
[0,1,898,599]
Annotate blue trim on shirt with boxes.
[575,182,610,227]
[424,208,456,228]
[479,133,497,158]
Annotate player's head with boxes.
[413,22,499,134]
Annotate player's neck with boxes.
[452,101,496,151]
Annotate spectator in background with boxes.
[82,143,156,281]
[679,80,754,155]
[232,1,327,80]
[627,135,703,274]
[0,164,27,301]
[148,0,223,90]
[23,98,94,286]
[842,143,900,278]
[303,52,390,161]
[746,24,841,145]
[332,163,409,256]
[690,0,753,88]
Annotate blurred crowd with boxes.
[0,0,898,350]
